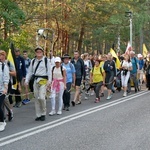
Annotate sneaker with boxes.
[76,101,81,105]
[85,96,88,100]
[0,122,6,132]
[123,92,127,97]
[57,110,62,115]
[22,99,30,105]
[40,115,45,121]
[95,98,100,103]
[49,110,56,116]
[106,96,111,100]
[90,91,94,96]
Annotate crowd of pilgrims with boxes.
[0,47,150,131]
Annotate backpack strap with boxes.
[52,66,63,80]
[2,63,5,72]
[32,57,48,72]
[44,57,48,72]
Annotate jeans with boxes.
[128,73,138,92]
[63,82,72,107]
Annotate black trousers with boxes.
[9,85,21,104]
[63,82,72,107]
[146,74,150,89]
[0,94,6,122]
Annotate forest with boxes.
[0,0,150,56]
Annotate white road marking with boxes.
[0,90,149,147]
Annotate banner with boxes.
[7,43,17,89]
[125,41,132,55]
[143,44,148,58]
[110,48,121,69]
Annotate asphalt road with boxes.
[0,87,150,150]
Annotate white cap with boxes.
[54,57,61,63]
[137,54,143,58]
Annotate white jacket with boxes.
[0,62,10,93]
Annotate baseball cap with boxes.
[35,46,44,52]
[137,54,143,58]
[54,57,61,63]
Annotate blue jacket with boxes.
[15,56,26,82]
[71,58,85,79]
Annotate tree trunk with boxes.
[77,23,85,54]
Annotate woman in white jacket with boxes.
[0,50,10,132]
[121,54,132,97]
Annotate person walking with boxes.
[129,51,139,92]
[120,54,132,97]
[0,50,10,131]
[90,59,105,103]
[13,49,26,107]
[144,54,150,90]
[62,54,76,111]
[25,46,51,121]
[49,57,66,115]
[0,50,16,121]
[71,50,85,106]
[103,53,116,100]
[22,50,31,105]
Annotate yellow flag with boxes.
[7,48,17,90]
[110,48,121,69]
[143,44,148,58]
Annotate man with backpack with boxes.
[71,50,85,106]
[128,51,139,92]
[25,46,51,121]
